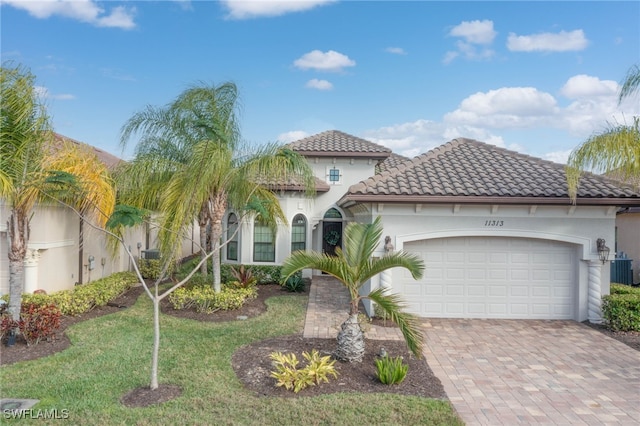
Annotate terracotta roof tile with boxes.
[342,138,640,205]
[376,152,410,173]
[288,130,391,158]
[50,133,122,169]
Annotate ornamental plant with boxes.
[270,350,338,393]
[19,302,62,346]
[375,355,409,385]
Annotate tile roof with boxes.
[340,138,640,206]
[288,130,392,159]
[51,133,122,169]
[376,152,410,174]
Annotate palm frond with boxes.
[566,118,640,200]
[619,64,640,103]
[368,288,425,358]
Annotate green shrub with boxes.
[282,274,305,293]
[18,272,138,317]
[168,285,257,313]
[137,259,163,280]
[19,302,62,346]
[602,285,640,331]
[375,355,409,385]
[270,350,338,393]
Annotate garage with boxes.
[399,237,577,319]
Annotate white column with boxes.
[23,249,40,293]
[380,268,392,295]
[587,260,603,324]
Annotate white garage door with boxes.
[400,237,576,319]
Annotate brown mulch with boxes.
[2,282,639,408]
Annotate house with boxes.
[614,207,640,284]
[0,133,197,296]
[223,130,640,322]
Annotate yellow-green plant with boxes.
[375,355,409,385]
[270,349,338,393]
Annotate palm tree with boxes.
[1,63,116,321]
[567,64,640,197]
[118,82,315,291]
[281,217,425,362]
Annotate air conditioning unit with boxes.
[141,249,161,260]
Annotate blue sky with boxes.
[2,1,639,163]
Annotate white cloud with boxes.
[277,130,309,143]
[3,0,136,29]
[445,87,559,128]
[100,68,136,82]
[305,79,333,90]
[445,20,496,63]
[221,0,335,19]
[507,30,588,52]
[293,50,356,72]
[560,75,618,99]
[448,20,497,44]
[35,86,75,101]
[544,150,572,164]
[385,47,407,55]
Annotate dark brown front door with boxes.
[322,222,342,256]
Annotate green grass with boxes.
[0,293,462,425]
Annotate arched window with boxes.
[291,214,307,252]
[253,218,275,262]
[226,213,238,261]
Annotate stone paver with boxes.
[304,277,640,425]
[423,319,640,425]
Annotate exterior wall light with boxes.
[596,238,610,264]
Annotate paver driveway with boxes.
[422,319,640,425]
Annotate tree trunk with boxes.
[150,288,160,390]
[334,313,365,362]
[198,215,208,275]
[210,192,227,293]
[7,208,29,321]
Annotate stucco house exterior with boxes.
[3,130,639,324]
[0,133,197,296]
[224,130,640,323]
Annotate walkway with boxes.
[304,277,640,425]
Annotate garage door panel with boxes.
[402,237,576,320]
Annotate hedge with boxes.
[602,283,640,331]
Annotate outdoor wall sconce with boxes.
[597,238,610,264]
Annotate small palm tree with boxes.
[281,217,425,362]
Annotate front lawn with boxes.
[0,292,461,425]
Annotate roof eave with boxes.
[294,151,391,159]
[338,194,640,207]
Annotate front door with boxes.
[322,222,342,256]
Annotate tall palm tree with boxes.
[281,217,425,362]
[118,82,315,291]
[567,64,640,197]
[1,63,116,320]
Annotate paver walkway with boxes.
[304,277,640,425]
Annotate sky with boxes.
[2,0,639,164]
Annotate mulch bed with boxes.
[2,282,639,408]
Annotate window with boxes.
[226,213,238,261]
[253,218,275,262]
[291,214,307,252]
[326,166,342,185]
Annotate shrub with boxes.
[270,350,338,393]
[168,285,257,313]
[137,259,163,280]
[375,355,409,385]
[602,284,640,331]
[229,265,257,288]
[18,272,138,317]
[19,302,62,346]
[1,314,19,341]
[282,273,305,293]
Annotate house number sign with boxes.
[484,220,504,227]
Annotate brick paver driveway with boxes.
[422,319,640,425]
